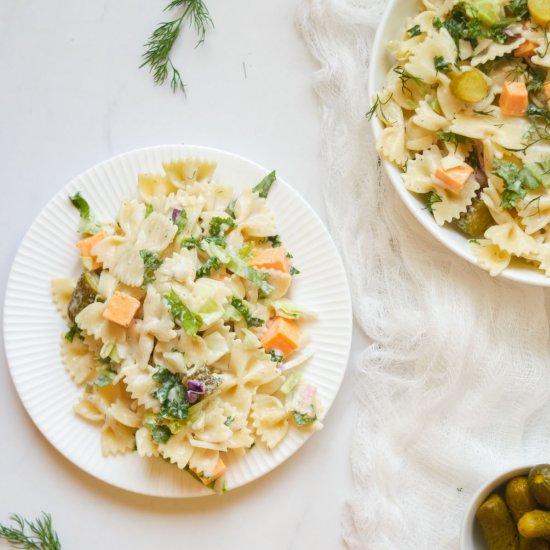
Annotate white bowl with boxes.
[460,465,531,549]
[368,0,550,287]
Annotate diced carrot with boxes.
[192,457,226,485]
[434,158,473,194]
[261,316,300,358]
[499,81,528,117]
[248,247,290,273]
[76,231,106,270]
[102,290,141,328]
[514,40,539,58]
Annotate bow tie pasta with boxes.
[370,0,550,277]
[51,160,322,490]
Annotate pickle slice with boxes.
[529,0,550,26]
[451,69,489,103]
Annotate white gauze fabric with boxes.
[296,0,550,548]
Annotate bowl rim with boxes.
[459,465,532,549]
[367,0,550,288]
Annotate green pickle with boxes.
[519,511,550,541]
[67,271,99,322]
[476,493,520,550]
[529,466,550,509]
[507,477,539,522]
[456,198,495,238]
[450,69,489,103]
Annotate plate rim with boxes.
[367,0,550,288]
[3,143,353,497]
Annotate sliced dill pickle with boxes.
[529,466,550,509]
[507,477,539,522]
[476,493,520,550]
[67,271,99,321]
[451,69,489,103]
[529,0,550,26]
[455,198,495,238]
[519,511,550,540]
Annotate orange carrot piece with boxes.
[248,247,290,273]
[434,162,474,194]
[102,290,141,328]
[261,316,301,358]
[76,231,106,270]
[499,81,528,117]
[192,458,226,485]
[514,40,539,58]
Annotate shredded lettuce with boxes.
[227,256,274,297]
[94,365,117,387]
[69,192,101,235]
[280,372,302,395]
[252,170,277,198]
[230,297,264,327]
[269,300,316,320]
[140,249,163,286]
[64,323,83,342]
[165,288,203,336]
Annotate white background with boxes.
[0,1,358,548]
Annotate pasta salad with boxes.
[51,159,322,489]
[371,0,550,276]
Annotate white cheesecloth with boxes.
[296,1,550,548]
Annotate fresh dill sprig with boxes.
[0,512,61,549]
[140,0,213,94]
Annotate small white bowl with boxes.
[460,465,531,549]
[368,0,550,287]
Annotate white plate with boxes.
[368,0,550,287]
[3,144,352,497]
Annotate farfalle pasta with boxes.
[371,0,550,277]
[51,159,322,490]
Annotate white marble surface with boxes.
[0,1,359,549]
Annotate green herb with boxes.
[69,192,101,235]
[437,130,473,152]
[469,239,481,245]
[527,67,548,93]
[94,365,117,388]
[292,411,317,426]
[366,93,394,122]
[527,103,550,124]
[425,191,443,214]
[145,418,173,444]
[290,266,300,275]
[196,256,221,278]
[64,323,83,343]
[407,24,422,38]
[226,198,237,218]
[227,256,274,297]
[393,66,425,96]
[473,109,495,116]
[145,204,154,218]
[224,416,235,427]
[151,365,189,419]
[248,442,256,450]
[164,288,203,335]
[140,0,213,94]
[427,97,443,115]
[493,160,541,208]
[222,479,227,493]
[252,170,277,199]
[0,512,61,550]
[173,209,187,235]
[140,249,163,287]
[270,349,284,363]
[507,0,528,18]
[209,216,236,237]
[230,297,264,327]
[261,235,282,247]
[181,237,200,249]
[433,3,510,48]
[434,55,452,74]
